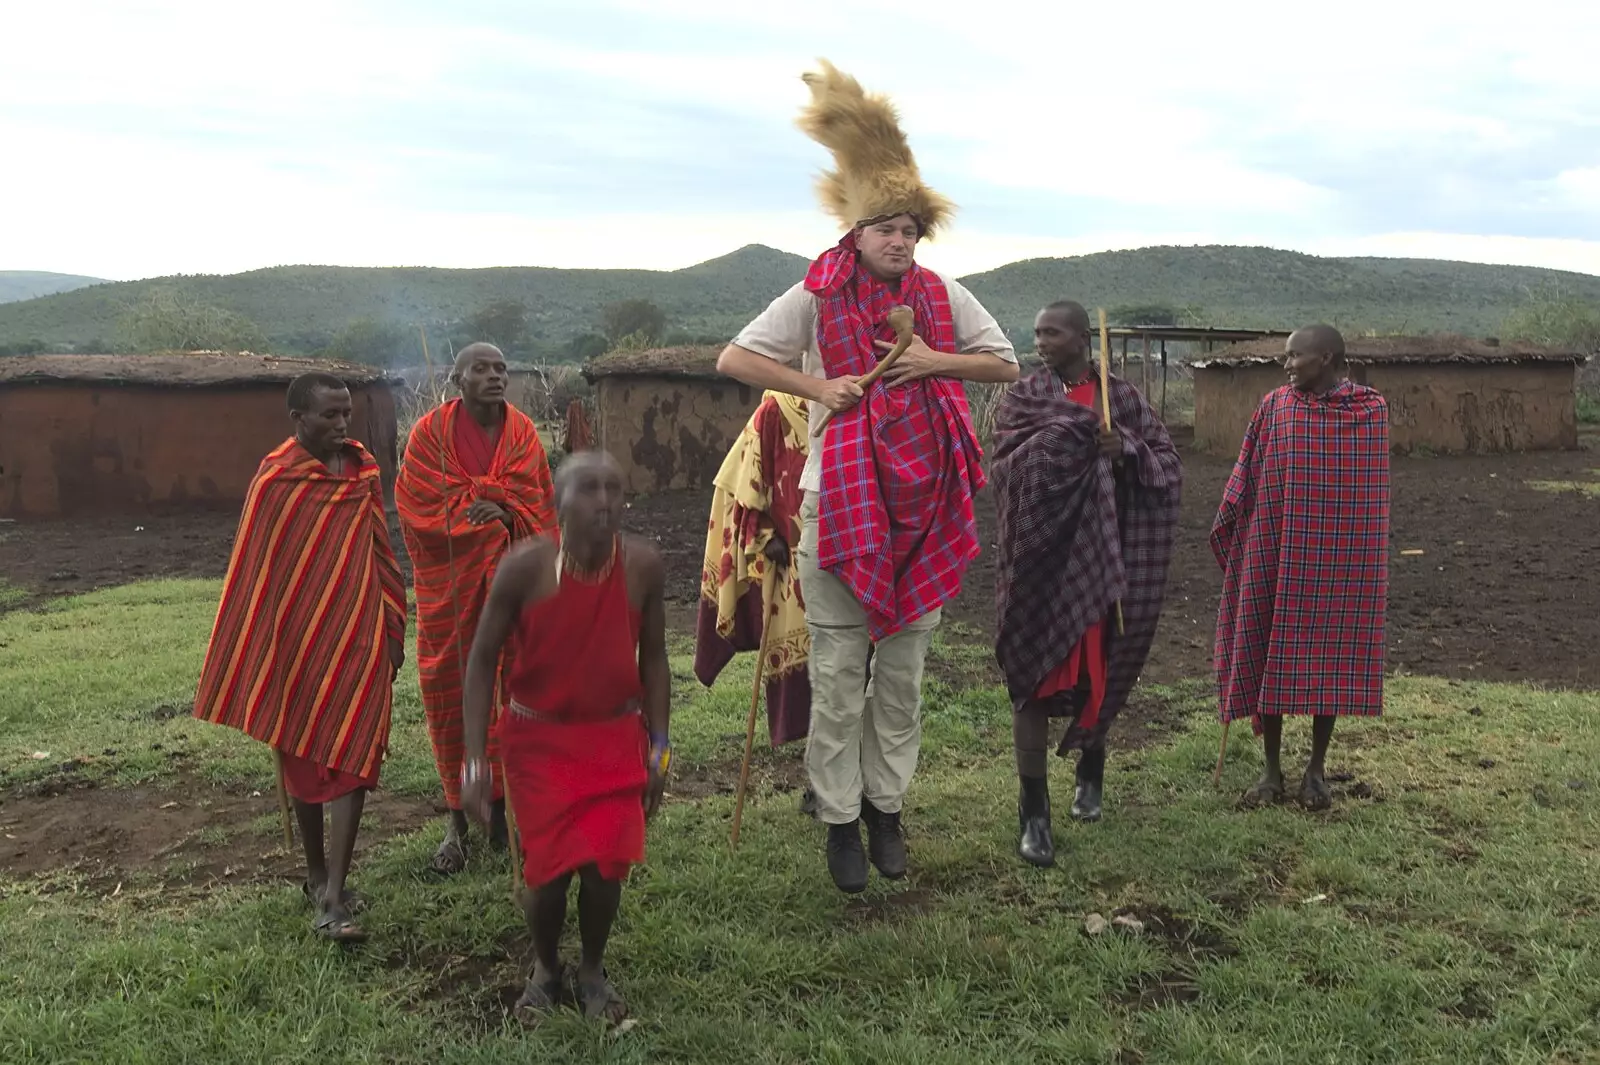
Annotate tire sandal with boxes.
[577,969,627,1026]
[429,836,468,876]
[512,967,564,1026]
[312,909,368,944]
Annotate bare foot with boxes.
[1298,771,1333,811]
[1240,772,1285,808]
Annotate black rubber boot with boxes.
[1018,774,1055,867]
[861,800,907,880]
[825,820,868,893]
[1072,748,1105,823]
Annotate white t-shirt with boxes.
[731,278,1016,492]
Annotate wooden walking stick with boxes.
[730,563,781,849]
[273,749,294,849]
[434,402,523,904]
[813,305,916,438]
[1212,721,1232,787]
[1097,308,1126,637]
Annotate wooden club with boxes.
[1098,308,1126,637]
[813,305,916,438]
[730,563,781,849]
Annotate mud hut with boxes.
[1191,336,1587,456]
[0,353,402,520]
[581,346,757,494]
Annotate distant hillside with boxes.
[960,246,1600,343]
[0,271,108,305]
[0,246,811,355]
[1,244,1596,357]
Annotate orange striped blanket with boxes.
[395,399,556,808]
[194,439,406,778]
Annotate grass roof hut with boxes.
[0,353,401,519]
[581,346,758,495]
[1190,335,1588,455]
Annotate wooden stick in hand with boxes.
[1098,308,1126,637]
[812,305,916,438]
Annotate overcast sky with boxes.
[4,0,1598,281]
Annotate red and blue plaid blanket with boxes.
[805,234,984,639]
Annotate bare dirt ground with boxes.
[2,439,1596,886]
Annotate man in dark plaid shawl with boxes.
[1212,324,1389,811]
[716,61,1018,894]
[992,301,1182,868]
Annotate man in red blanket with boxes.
[194,372,407,943]
[1212,324,1390,810]
[993,301,1182,867]
[396,342,556,875]
[717,61,1017,893]
[461,451,669,1026]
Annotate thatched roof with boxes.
[1192,335,1587,369]
[583,346,725,383]
[0,352,402,388]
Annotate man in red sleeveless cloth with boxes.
[717,61,1017,893]
[1213,325,1389,809]
[194,373,406,943]
[992,301,1182,867]
[396,342,556,876]
[460,451,669,1026]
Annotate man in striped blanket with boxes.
[992,301,1182,867]
[194,373,407,943]
[396,342,556,876]
[1212,325,1390,810]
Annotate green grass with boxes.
[1527,479,1600,498]
[0,578,24,611]
[3,584,1599,1063]
[1576,392,1600,425]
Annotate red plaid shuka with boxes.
[1212,380,1390,729]
[992,367,1182,750]
[806,233,985,639]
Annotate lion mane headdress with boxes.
[795,60,955,240]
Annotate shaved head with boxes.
[1286,325,1345,361]
[453,342,503,376]
[1043,300,1091,332]
[555,450,622,510]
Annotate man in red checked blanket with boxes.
[1212,324,1390,811]
[717,61,1017,893]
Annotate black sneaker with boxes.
[1017,774,1055,867]
[825,820,868,893]
[861,800,907,880]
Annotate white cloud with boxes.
[2,0,1598,281]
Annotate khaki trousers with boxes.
[798,492,939,825]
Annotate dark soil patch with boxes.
[845,887,936,924]
[1117,969,1202,1010]
[1441,983,1496,1022]
[1124,904,1240,960]
[666,746,809,802]
[0,771,435,891]
[392,929,529,1032]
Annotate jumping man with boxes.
[1212,325,1390,809]
[992,301,1182,866]
[460,450,669,1025]
[396,341,557,875]
[717,62,1017,892]
[194,372,407,942]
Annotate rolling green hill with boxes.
[0,271,108,305]
[1,244,1595,358]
